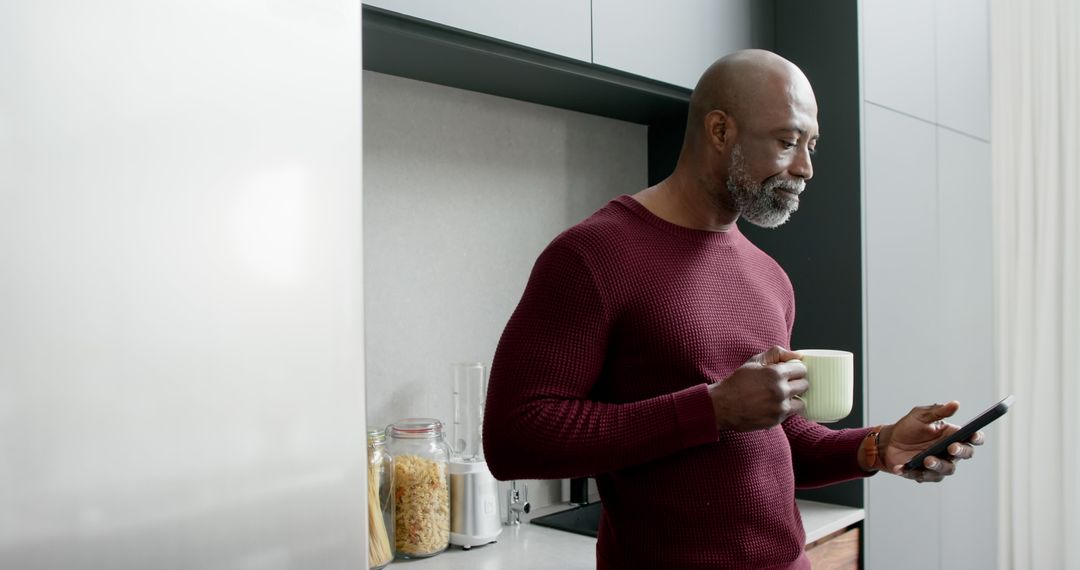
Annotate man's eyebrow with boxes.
[773,127,821,141]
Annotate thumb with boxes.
[913,400,960,424]
[759,345,802,365]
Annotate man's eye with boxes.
[781,140,797,149]
[808,147,817,156]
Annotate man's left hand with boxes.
[877,401,984,483]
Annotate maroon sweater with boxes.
[484,196,871,569]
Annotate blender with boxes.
[448,362,503,548]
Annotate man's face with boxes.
[723,82,818,228]
[726,144,805,228]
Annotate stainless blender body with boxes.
[449,362,502,548]
[449,459,502,548]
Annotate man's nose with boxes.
[791,147,814,181]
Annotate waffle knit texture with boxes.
[484,196,873,569]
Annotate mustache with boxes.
[765,177,805,195]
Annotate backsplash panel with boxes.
[363,70,646,509]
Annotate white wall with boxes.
[362,71,647,510]
[861,1,995,568]
[0,2,365,568]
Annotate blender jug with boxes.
[449,362,503,548]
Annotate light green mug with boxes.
[795,349,854,423]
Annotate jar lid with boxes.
[388,417,444,439]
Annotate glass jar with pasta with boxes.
[367,427,394,569]
[386,418,451,558]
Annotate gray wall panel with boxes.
[936,128,996,570]
[862,0,996,557]
[864,104,943,570]
[864,105,942,419]
[936,0,991,140]
[863,0,937,122]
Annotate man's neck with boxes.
[632,170,740,232]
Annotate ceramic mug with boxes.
[794,349,854,423]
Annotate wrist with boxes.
[859,425,888,472]
[707,383,732,430]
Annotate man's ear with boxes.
[705,110,736,151]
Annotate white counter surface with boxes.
[386,500,864,569]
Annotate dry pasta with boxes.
[393,454,450,556]
[367,461,393,568]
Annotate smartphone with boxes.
[902,394,1015,472]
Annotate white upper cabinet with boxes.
[591,0,773,89]
[862,0,937,122]
[364,0,591,62]
[863,0,989,139]
[935,0,990,139]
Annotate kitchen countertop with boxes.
[386,500,865,569]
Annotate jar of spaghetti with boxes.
[386,418,451,558]
[367,427,394,569]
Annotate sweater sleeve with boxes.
[482,243,719,481]
[782,414,876,488]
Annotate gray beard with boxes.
[726,144,805,228]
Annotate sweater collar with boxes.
[614,195,746,246]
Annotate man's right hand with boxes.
[707,346,808,431]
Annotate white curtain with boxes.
[991,0,1080,568]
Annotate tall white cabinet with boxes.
[861,1,995,569]
[0,2,366,568]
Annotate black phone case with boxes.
[902,395,1014,471]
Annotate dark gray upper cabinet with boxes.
[362,0,591,62]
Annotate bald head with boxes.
[684,49,816,147]
[636,49,818,231]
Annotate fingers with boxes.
[786,378,809,397]
[899,455,956,483]
[771,360,807,410]
[768,357,807,419]
[759,345,803,365]
[946,441,976,460]
[773,359,807,380]
[920,455,955,480]
[968,430,985,446]
[787,393,806,416]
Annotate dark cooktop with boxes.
[529,502,602,538]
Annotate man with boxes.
[482,49,982,569]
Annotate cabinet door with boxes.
[364,0,591,62]
[862,0,936,122]
[863,103,943,570]
[936,129,995,570]
[935,0,990,139]
[592,0,773,89]
[863,0,989,140]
